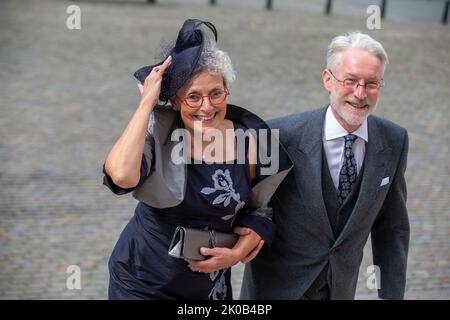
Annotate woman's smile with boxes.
[193,111,218,122]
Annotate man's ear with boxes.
[322,69,332,93]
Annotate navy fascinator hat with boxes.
[134,19,218,102]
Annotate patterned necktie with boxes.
[337,134,358,206]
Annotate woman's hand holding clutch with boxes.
[186,227,263,273]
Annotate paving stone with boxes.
[0,0,449,300]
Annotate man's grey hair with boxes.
[326,31,389,74]
[193,37,236,87]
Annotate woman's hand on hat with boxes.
[137,55,172,109]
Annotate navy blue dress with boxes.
[106,123,256,300]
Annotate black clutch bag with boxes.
[168,226,239,261]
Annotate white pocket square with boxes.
[380,177,390,186]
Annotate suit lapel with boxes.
[289,107,335,241]
[334,116,392,246]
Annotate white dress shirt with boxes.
[322,106,368,190]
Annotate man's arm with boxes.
[371,130,410,300]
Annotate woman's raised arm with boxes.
[104,56,172,189]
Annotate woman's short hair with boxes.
[326,31,389,74]
[192,38,236,88]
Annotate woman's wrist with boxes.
[233,234,261,262]
[231,247,245,262]
[137,97,157,112]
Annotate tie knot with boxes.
[344,134,357,143]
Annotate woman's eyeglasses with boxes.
[181,89,229,108]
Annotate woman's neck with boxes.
[188,120,236,162]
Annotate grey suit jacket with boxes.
[240,106,410,300]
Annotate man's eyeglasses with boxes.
[181,89,229,108]
[328,69,384,93]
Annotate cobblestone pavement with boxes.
[1,0,449,300]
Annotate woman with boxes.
[103,19,291,300]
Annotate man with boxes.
[241,32,409,300]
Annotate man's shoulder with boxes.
[267,107,326,147]
[369,114,409,155]
[369,114,408,137]
[267,107,326,132]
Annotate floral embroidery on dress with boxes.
[200,169,245,219]
[200,168,245,299]
[208,269,228,300]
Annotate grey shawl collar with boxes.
[133,105,293,218]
